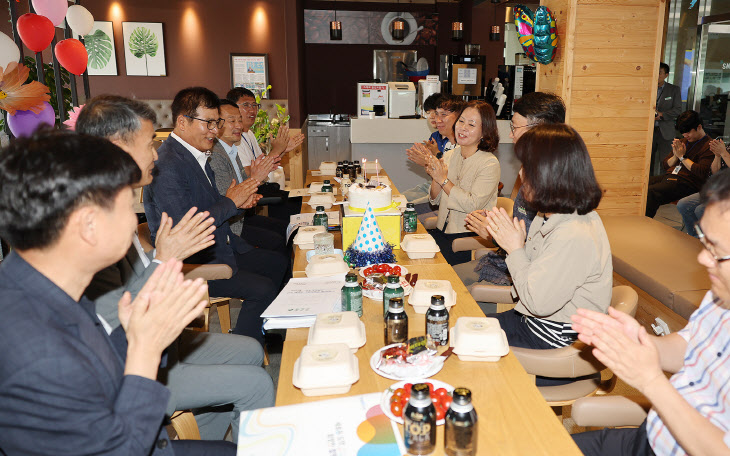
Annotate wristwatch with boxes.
[678,156,686,162]
[441,178,449,187]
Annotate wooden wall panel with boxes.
[538,0,666,216]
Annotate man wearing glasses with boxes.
[572,169,730,455]
[143,87,289,346]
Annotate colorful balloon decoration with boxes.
[55,39,88,75]
[66,5,94,37]
[0,62,51,116]
[32,0,69,26]
[513,5,558,65]
[0,32,21,69]
[8,101,55,137]
[17,13,55,53]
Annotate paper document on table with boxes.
[237,393,405,456]
[286,212,341,242]
[261,277,344,329]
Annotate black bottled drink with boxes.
[425,295,449,346]
[336,161,344,178]
[404,383,436,455]
[384,297,408,345]
[444,388,478,456]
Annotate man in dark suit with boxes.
[144,87,289,345]
[0,131,235,454]
[209,99,287,252]
[78,95,275,442]
[651,62,683,176]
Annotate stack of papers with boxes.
[261,277,345,330]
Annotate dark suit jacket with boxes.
[209,140,248,236]
[657,82,683,140]
[143,136,251,273]
[0,252,173,456]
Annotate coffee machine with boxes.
[439,54,486,100]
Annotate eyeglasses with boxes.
[237,102,260,110]
[509,122,539,134]
[695,223,730,263]
[185,115,225,131]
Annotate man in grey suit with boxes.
[78,95,275,442]
[209,99,287,253]
[651,62,683,176]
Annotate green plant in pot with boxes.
[251,85,290,154]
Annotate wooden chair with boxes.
[168,411,201,440]
[137,223,233,333]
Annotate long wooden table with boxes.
[276,170,582,455]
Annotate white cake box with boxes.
[450,317,509,362]
[309,182,338,195]
[408,279,457,314]
[304,254,350,278]
[293,226,327,250]
[307,312,366,352]
[401,234,441,259]
[306,193,336,210]
[292,343,360,396]
[319,161,338,175]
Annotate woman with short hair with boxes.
[466,123,611,349]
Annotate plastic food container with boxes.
[408,279,456,314]
[304,253,350,278]
[309,182,338,195]
[401,234,441,259]
[293,225,327,250]
[307,311,366,352]
[450,317,509,362]
[292,343,360,396]
[319,161,338,175]
[306,248,343,262]
[306,193,336,210]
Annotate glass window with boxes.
[693,21,730,140]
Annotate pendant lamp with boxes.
[330,1,342,41]
[451,0,464,41]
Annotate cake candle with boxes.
[376,159,380,182]
[362,158,367,181]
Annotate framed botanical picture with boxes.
[230,53,269,99]
[84,21,117,76]
[122,22,167,76]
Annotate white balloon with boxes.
[0,32,20,70]
[66,5,94,37]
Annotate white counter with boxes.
[350,117,520,195]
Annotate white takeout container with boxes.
[401,234,441,259]
[306,193,336,210]
[292,343,360,396]
[450,317,509,362]
[319,161,338,175]
[309,182,338,195]
[293,225,327,250]
[304,253,350,278]
[307,312,366,352]
[408,279,456,314]
[306,248,343,262]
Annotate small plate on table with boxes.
[380,379,455,425]
[369,343,445,380]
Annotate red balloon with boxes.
[17,13,55,53]
[55,39,87,75]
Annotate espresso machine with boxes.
[439,54,486,101]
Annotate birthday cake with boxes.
[347,183,393,210]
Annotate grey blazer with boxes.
[209,139,247,236]
[657,82,683,140]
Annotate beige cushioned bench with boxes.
[601,215,709,320]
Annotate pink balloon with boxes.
[31,0,68,26]
[7,102,56,137]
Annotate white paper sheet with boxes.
[260,277,345,329]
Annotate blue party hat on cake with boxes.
[344,202,396,267]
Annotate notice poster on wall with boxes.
[457,68,477,85]
[230,53,270,99]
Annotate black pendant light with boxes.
[330,0,342,41]
[452,21,464,41]
[490,25,500,41]
[391,0,406,41]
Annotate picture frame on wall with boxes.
[84,21,118,76]
[230,53,269,99]
[122,22,167,76]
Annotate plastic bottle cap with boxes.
[345,272,358,283]
[387,275,400,284]
[323,180,330,184]
[316,206,325,212]
[406,203,415,208]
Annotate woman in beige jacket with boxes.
[465,124,611,349]
[424,100,501,264]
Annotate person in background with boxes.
[650,62,683,176]
[646,110,714,218]
[469,124,611,349]
[401,92,443,204]
[0,130,236,455]
[77,95,275,443]
[209,98,288,252]
[676,137,729,237]
[455,92,565,291]
[572,169,730,456]
[425,100,501,265]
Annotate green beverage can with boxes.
[404,203,417,233]
[313,206,328,227]
[341,272,363,317]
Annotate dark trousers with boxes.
[645,175,697,218]
[242,215,288,254]
[171,439,237,455]
[484,309,557,349]
[573,421,655,456]
[651,127,673,177]
[427,229,474,265]
[207,247,288,345]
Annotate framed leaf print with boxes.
[122,22,167,76]
[84,21,117,76]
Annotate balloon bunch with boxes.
[0,62,53,137]
[513,4,558,65]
